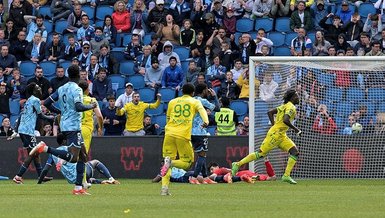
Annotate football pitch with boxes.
[0,179,383,218]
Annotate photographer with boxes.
[312,104,337,134]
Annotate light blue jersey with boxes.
[192,96,215,136]
[18,95,41,136]
[50,146,77,184]
[171,167,186,179]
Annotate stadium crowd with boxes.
[0,0,384,137]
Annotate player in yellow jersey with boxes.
[231,89,302,184]
[160,83,209,196]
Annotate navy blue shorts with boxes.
[191,136,208,153]
[19,133,37,149]
[62,131,84,148]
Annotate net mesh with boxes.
[249,57,385,179]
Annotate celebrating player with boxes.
[160,83,209,196]
[231,89,302,184]
[30,65,97,195]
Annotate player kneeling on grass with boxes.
[38,133,120,185]
[232,89,302,184]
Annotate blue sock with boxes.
[193,156,205,178]
[75,161,85,186]
[34,160,42,177]
[47,147,73,162]
[17,164,28,177]
[95,162,112,178]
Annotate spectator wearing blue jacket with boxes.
[161,56,184,91]
[92,68,113,101]
[102,95,126,136]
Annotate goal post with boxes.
[248,56,385,179]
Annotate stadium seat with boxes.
[111,48,125,62]
[119,60,135,76]
[44,20,53,33]
[108,74,126,91]
[146,103,164,116]
[122,34,133,47]
[143,33,152,45]
[284,32,298,46]
[274,17,291,32]
[38,5,52,18]
[96,5,114,21]
[128,75,145,89]
[40,61,57,77]
[272,46,291,56]
[268,32,285,47]
[367,88,385,102]
[158,88,175,103]
[317,73,336,87]
[336,102,354,116]
[378,101,385,112]
[319,100,336,115]
[359,100,376,115]
[20,61,37,77]
[358,3,376,17]
[346,87,365,102]
[138,88,155,102]
[82,5,95,21]
[326,87,343,102]
[10,115,18,127]
[9,99,20,115]
[173,47,190,61]
[97,101,108,110]
[60,61,71,71]
[254,18,274,32]
[54,20,68,34]
[180,60,189,72]
[116,88,125,97]
[307,32,316,42]
[207,126,216,136]
[95,20,104,28]
[230,100,248,116]
[236,18,254,33]
[152,114,167,129]
[335,116,348,134]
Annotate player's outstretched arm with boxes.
[93,105,104,136]
[74,101,97,112]
[44,92,61,114]
[283,114,301,135]
[267,108,278,126]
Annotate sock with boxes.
[171,159,190,170]
[284,155,297,177]
[34,161,42,177]
[17,164,28,177]
[232,176,241,182]
[95,162,112,178]
[47,147,73,162]
[265,160,275,177]
[201,158,208,178]
[213,175,222,183]
[161,168,171,187]
[237,152,260,167]
[192,156,205,178]
[75,161,85,186]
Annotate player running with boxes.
[231,89,302,184]
[160,83,209,195]
[30,65,97,195]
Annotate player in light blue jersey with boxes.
[30,65,97,195]
[37,133,119,185]
[152,167,205,183]
[189,83,220,184]
[9,83,54,184]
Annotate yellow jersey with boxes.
[165,95,209,140]
[82,95,96,130]
[269,101,296,133]
[116,99,160,132]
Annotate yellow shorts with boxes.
[81,125,93,154]
[162,135,194,168]
[259,131,296,156]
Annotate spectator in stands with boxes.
[0,3,7,28]
[40,121,53,136]
[0,82,12,117]
[312,30,331,56]
[290,0,313,11]
[79,69,92,93]
[354,32,372,55]
[327,45,336,56]
[252,0,273,18]
[145,57,164,89]
[230,59,244,82]
[124,33,143,61]
[143,114,160,135]
[238,33,256,65]
[169,0,191,27]
[77,14,95,42]
[211,0,225,26]
[312,0,329,31]
[290,1,313,32]
[334,33,350,53]
[336,1,354,25]
[207,27,230,57]
[115,82,134,108]
[63,35,81,61]
[206,55,226,89]
[190,0,206,28]
[259,72,278,101]
[374,112,385,134]
[112,0,131,34]
[131,0,148,40]
[220,6,245,36]
[363,13,383,41]
[4,19,18,43]
[180,19,195,47]
[135,45,152,76]
[0,117,14,136]
[50,0,72,23]
[185,60,200,84]
[161,56,184,91]
[92,68,113,101]
[255,28,273,55]
[201,12,220,41]
[190,30,205,59]
[218,71,240,100]
[366,40,385,56]
[0,68,6,83]
[0,29,10,48]
[194,72,212,89]
[243,116,250,135]
[290,28,313,56]
[345,46,355,56]
[7,67,27,99]
[158,41,181,68]
[201,45,214,73]
[157,14,180,46]
[99,44,119,75]
[65,3,86,35]
[9,0,30,33]
[219,41,234,71]
[147,0,169,33]
[102,95,125,136]
[312,104,337,135]
[78,41,93,70]
[215,96,237,135]
[45,32,65,63]
[25,32,46,63]
[102,15,117,46]
[86,55,102,81]
[50,66,69,93]
[149,33,163,57]
[0,45,17,76]
[116,92,161,136]
[344,13,363,47]
[27,66,50,99]
[320,14,344,45]
[270,0,290,18]
[352,105,374,133]
[343,114,356,135]
[380,29,385,53]
[24,15,47,43]
[237,68,260,100]
[90,28,109,57]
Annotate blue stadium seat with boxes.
[54,20,68,34]
[10,115,18,127]
[230,100,248,116]
[20,61,37,77]
[119,60,135,76]
[367,88,385,102]
[358,3,376,17]
[116,88,125,97]
[38,5,52,18]
[138,88,155,102]
[143,33,152,45]
[307,32,316,42]
[268,32,285,47]
[285,32,298,46]
[158,88,175,103]
[254,18,274,32]
[122,34,133,47]
[146,103,164,116]
[173,47,190,61]
[207,126,216,136]
[44,20,53,33]
[236,18,254,33]
[378,101,385,112]
[272,46,291,56]
[346,87,365,102]
[319,100,336,116]
[128,75,145,89]
[317,73,336,87]
[336,102,354,116]
[275,17,291,32]
[96,5,114,21]
[60,61,71,71]
[326,87,343,102]
[10,99,20,115]
[180,60,189,72]
[335,116,348,134]
[97,101,108,110]
[82,5,95,21]
[152,114,167,129]
[95,20,104,28]
[111,48,125,62]
[359,100,376,115]
[40,61,57,77]
[108,74,126,91]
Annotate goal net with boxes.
[248,56,385,179]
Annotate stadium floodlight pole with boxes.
[248,56,385,175]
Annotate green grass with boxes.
[0,179,384,218]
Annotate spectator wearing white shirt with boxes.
[259,72,278,101]
[255,28,273,54]
[115,83,134,108]
[230,59,244,82]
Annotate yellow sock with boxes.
[161,168,171,186]
[172,160,191,170]
[284,155,297,177]
[237,152,259,167]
